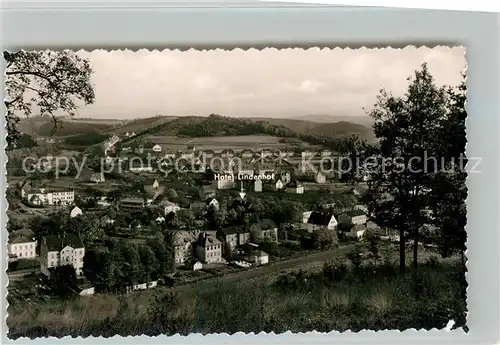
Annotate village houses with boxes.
[173,231,198,265]
[119,197,146,212]
[286,180,304,194]
[21,186,75,206]
[90,172,105,183]
[70,206,83,218]
[250,219,279,243]
[8,232,37,262]
[254,179,263,192]
[315,172,326,184]
[40,234,85,277]
[338,210,368,226]
[196,233,223,264]
[301,211,338,232]
[206,197,220,210]
[163,201,181,214]
[218,227,252,250]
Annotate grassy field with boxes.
[62,118,124,125]
[6,249,467,338]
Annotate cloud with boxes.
[77,47,466,119]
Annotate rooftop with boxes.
[307,212,335,226]
[220,226,249,235]
[43,233,84,251]
[345,209,367,217]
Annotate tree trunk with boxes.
[412,227,419,270]
[399,229,405,274]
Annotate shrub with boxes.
[323,260,348,282]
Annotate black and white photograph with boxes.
[5,47,468,338]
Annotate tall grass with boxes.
[8,260,466,338]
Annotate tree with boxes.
[65,213,102,245]
[4,50,95,145]
[312,228,339,250]
[430,75,467,266]
[346,245,363,270]
[166,189,178,202]
[52,265,78,295]
[361,63,448,274]
[368,238,380,264]
[139,245,159,283]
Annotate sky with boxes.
[76,46,466,119]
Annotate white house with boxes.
[163,201,181,215]
[97,197,111,208]
[192,261,203,271]
[338,210,368,226]
[130,166,154,173]
[173,231,198,264]
[78,286,95,296]
[196,233,223,264]
[316,172,327,184]
[8,233,37,261]
[40,234,85,277]
[345,224,367,240]
[152,144,162,152]
[302,211,313,223]
[247,250,269,266]
[301,150,316,159]
[152,179,160,189]
[250,219,279,243]
[280,172,291,184]
[22,187,75,206]
[206,198,220,210]
[353,204,369,213]
[275,180,284,191]
[90,172,105,183]
[254,179,263,192]
[214,175,235,190]
[302,211,338,232]
[69,206,83,218]
[286,181,304,194]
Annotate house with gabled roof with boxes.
[338,209,368,226]
[173,231,198,265]
[218,226,251,250]
[201,184,217,199]
[40,234,85,277]
[250,219,278,243]
[196,232,223,264]
[286,180,304,194]
[206,197,220,211]
[90,172,105,183]
[70,206,83,218]
[8,231,37,262]
[302,211,338,232]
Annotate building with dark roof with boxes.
[119,197,146,212]
[218,226,252,250]
[338,209,368,226]
[40,233,85,277]
[7,232,37,262]
[196,232,223,264]
[302,211,338,232]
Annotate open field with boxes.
[61,118,125,125]
[6,245,466,338]
[144,134,313,152]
